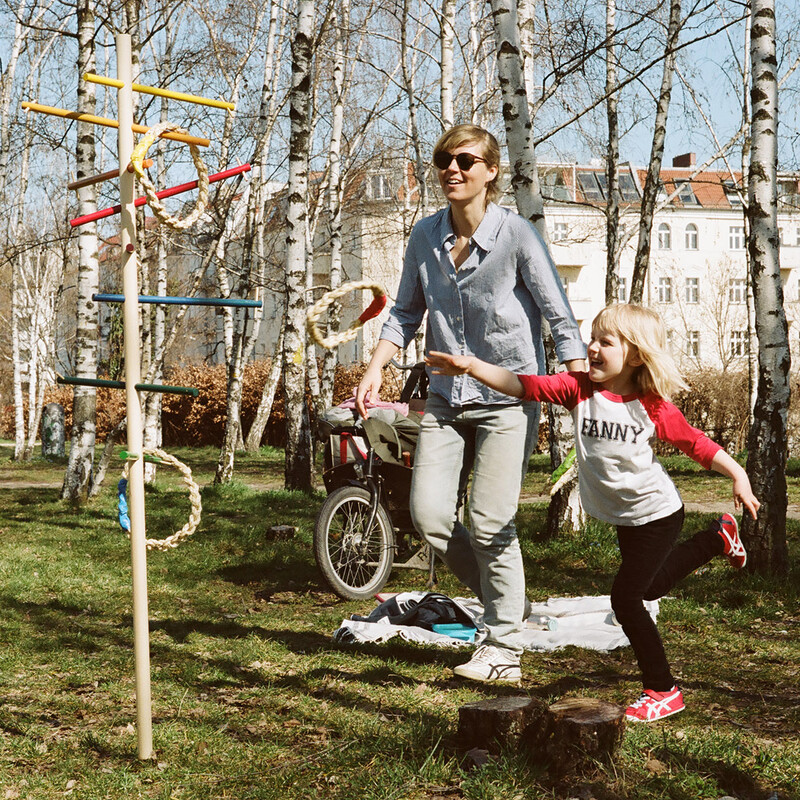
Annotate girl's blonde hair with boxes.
[591,304,688,400]
[432,124,502,205]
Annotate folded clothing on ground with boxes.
[333,592,659,652]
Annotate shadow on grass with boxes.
[654,746,778,800]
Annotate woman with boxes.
[355,125,586,683]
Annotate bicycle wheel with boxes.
[313,485,395,600]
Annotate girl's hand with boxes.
[425,351,475,376]
[733,473,760,520]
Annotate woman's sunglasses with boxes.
[433,151,487,171]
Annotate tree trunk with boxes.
[629,0,682,304]
[319,0,348,413]
[400,0,428,212]
[490,0,583,534]
[245,322,285,451]
[282,0,315,491]
[604,0,621,304]
[62,0,99,500]
[440,0,455,129]
[742,0,789,576]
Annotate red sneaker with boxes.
[717,513,747,569]
[625,686,685,722]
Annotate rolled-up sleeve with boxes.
[518,225,587,364]
[380,229,427,348]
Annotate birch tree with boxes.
[742,0,789,576]
[629,0,683,304]
[62,0,100,500]
[282,0,315,491]
[490,0,584,535]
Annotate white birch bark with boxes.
[282,0,315,490]
[743,0,789,575]
[490,0,583,533]
[318,0,348,413]
[245,322,284,451]
[400,0,428,213]
[604,0,621,304]
[440,0,455,129]
[62,0,99,500]
[629,0,682,304]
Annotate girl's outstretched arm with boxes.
[425,352,525,398]
[710,450,760,519]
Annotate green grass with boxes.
[0,445,798,798]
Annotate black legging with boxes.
[611,507,724,691]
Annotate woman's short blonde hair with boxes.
[591,303,688,400]
[432,124,502,205]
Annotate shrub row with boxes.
[2,364,796,456]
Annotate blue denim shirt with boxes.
[380,203,586,406]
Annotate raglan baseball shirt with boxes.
[518,371,722,527]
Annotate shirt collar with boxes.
[440,202,502,252]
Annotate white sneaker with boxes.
[453,644,521,684]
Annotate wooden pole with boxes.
[20,101,210,147]
[117,33,154,761]
[84,72,236,110]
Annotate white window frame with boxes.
[657,276,673,304]
[617,276,627,302]
[729,278,747,303]
[686,331,700,357]
[552,221,568,242]
[657,222,672,250]
[685,277,699,304]
[369,174,392,200]
[729,225,745,250]
[730,330,747,357]
[685,223,698,250]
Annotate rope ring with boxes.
[306,280,387,349]
[120,448,202,551]
[130,121,210,230]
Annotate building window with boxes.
[619,173,639,202]
[617,276,627,302]
[657,276,673,303]
[657,223,672,250]
[560,275,571,298]
[729,225,745,250]
[685,223,698,250]
[665,329,674,348]
[729,278,747,303]
[686,331,700,357]
[685,277,699,304]
[577,171,605,201]
[552,222,568,242]
[541,168,571,201]
[730,330,748,357]
[370,174,392,200]
[796,226,800,247]
[723,179,743,208]
[676,181,700,205]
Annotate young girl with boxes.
[426,303,759,722]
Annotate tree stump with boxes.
[457,696,548,754]
[266,525,296,541]
[535,697,626,775]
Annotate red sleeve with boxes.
[641,394,722,469]
[517,371,592,411]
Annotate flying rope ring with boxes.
[130,121,210,230]
[118,448,202,552]
[306,280,387,349]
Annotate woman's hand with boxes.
[355,367,383,419]
[425,351,475,376]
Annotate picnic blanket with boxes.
[333,592,659,652]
